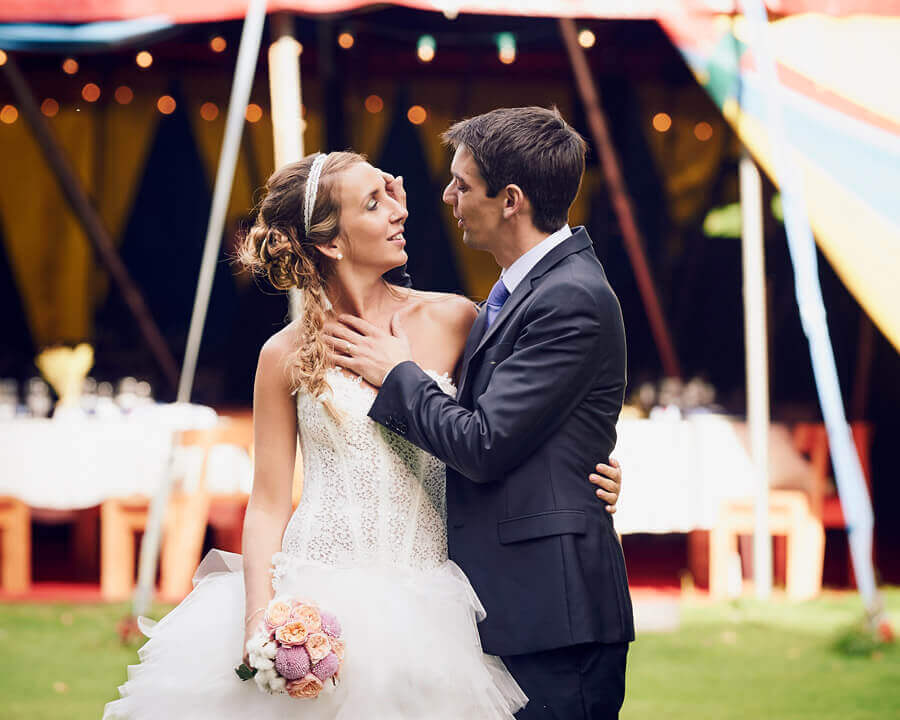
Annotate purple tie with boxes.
[485,279,511,329]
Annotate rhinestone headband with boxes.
[303,152,328,236]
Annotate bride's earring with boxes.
[336,253,343,260]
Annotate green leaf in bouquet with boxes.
[235,663,258,681]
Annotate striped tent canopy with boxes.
[660,9,900,352]
[2,0,898,352]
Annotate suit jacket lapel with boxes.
[470,229,593,358]
[457,303,486,401]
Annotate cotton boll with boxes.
[269,676,287,693]
[254,656,275,671]
[261,641,278,659]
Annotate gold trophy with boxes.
[35,343,94,418]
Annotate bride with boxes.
[104,151,622,719]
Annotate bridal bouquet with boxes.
[236,597,345,699]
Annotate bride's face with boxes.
[336,162,408,274]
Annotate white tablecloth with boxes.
[612,415,760,535]
[0,404,254,510]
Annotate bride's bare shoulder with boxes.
[256,322,299,387]
[405,290,477,333]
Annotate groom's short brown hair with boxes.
[442,106,587,234]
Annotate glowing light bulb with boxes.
[210,36,227,53]
[496,33,516,65]
[0,105,18,124]
[114,86,134,104]
[81,83,100,102]
[652,112,672,132]
[407,105,427,125]
[245,103,263,123]
[365,95,384,114]
[41,98,60,117]
[200,102,219,121]
[338,32,354,49]
[417,35,436,63]
[157,95,176,115]
[62,58,79,75]
[694,121,713,141]
[578,29,596,49]
[136,51,153,68]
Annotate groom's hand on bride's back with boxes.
[590,457,622,514]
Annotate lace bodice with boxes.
[280,368,454,572]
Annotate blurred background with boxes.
[0,2,898,718]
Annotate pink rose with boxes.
[286,674,324,699]
[264,600,291,629]
[304,632,331,662]
[291,604,322,633]
[275,621,309,647]
[329,638,345,662]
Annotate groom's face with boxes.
[443,145,503,252]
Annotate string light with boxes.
[136,51,153,68]
[338,32,354,49]
[245,103,263,123]
[694,121,713,141]
[81,83,100,102]
[365,95,384,114]
[114,86,134,104]
[578,29,596,49]
[157,95,176,115]
[0,105,18,124]
[0,50,7,66]
[652,112,672,132]
[201,102,219,121]
[496,33,516,65]
[417,35,436,63]
[41,99,59,117]
[210,36,227,53]
[62,58,79,75]
[407,105,427,125]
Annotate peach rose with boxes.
[291,604,322,633]
[329,638,345,662]
[286,674,324,699]
[275,621,309,647]
[304,632,331,662]
[264,600,292,629]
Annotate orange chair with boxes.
[709,423,825,601]
[0,496,30,594]
[158,419,254,602]
[792,421,873,584]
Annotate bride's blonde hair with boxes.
[238,151,365,409]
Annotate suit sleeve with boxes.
[368,280,625,483]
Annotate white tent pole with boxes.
[267,11,306,321]
[178,0,268,403]
[740,149,772,599]
[131,0,268,618]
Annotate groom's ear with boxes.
[501,184,526,220]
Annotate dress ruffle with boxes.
[104,550,527,720]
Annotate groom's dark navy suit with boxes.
[370,227,634,718]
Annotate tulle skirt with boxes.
[104,550,527,719]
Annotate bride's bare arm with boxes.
[241,330,298,656]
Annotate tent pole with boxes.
[1,55,179,389]
[131,0,268,620]
[740,149,772,599]
[558,18,681,379]
[267,11,306,321]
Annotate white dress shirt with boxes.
[500,224,572,294]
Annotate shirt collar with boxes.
[500,224,572,294]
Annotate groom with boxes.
[333,107,633,718]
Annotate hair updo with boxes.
[239,151,365,406]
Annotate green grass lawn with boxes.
[1,590,898,720]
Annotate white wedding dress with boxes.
[104,368,527,719]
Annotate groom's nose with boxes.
[442,181,455,206]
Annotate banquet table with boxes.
[611,415,814,536]
[0,404,253,510]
